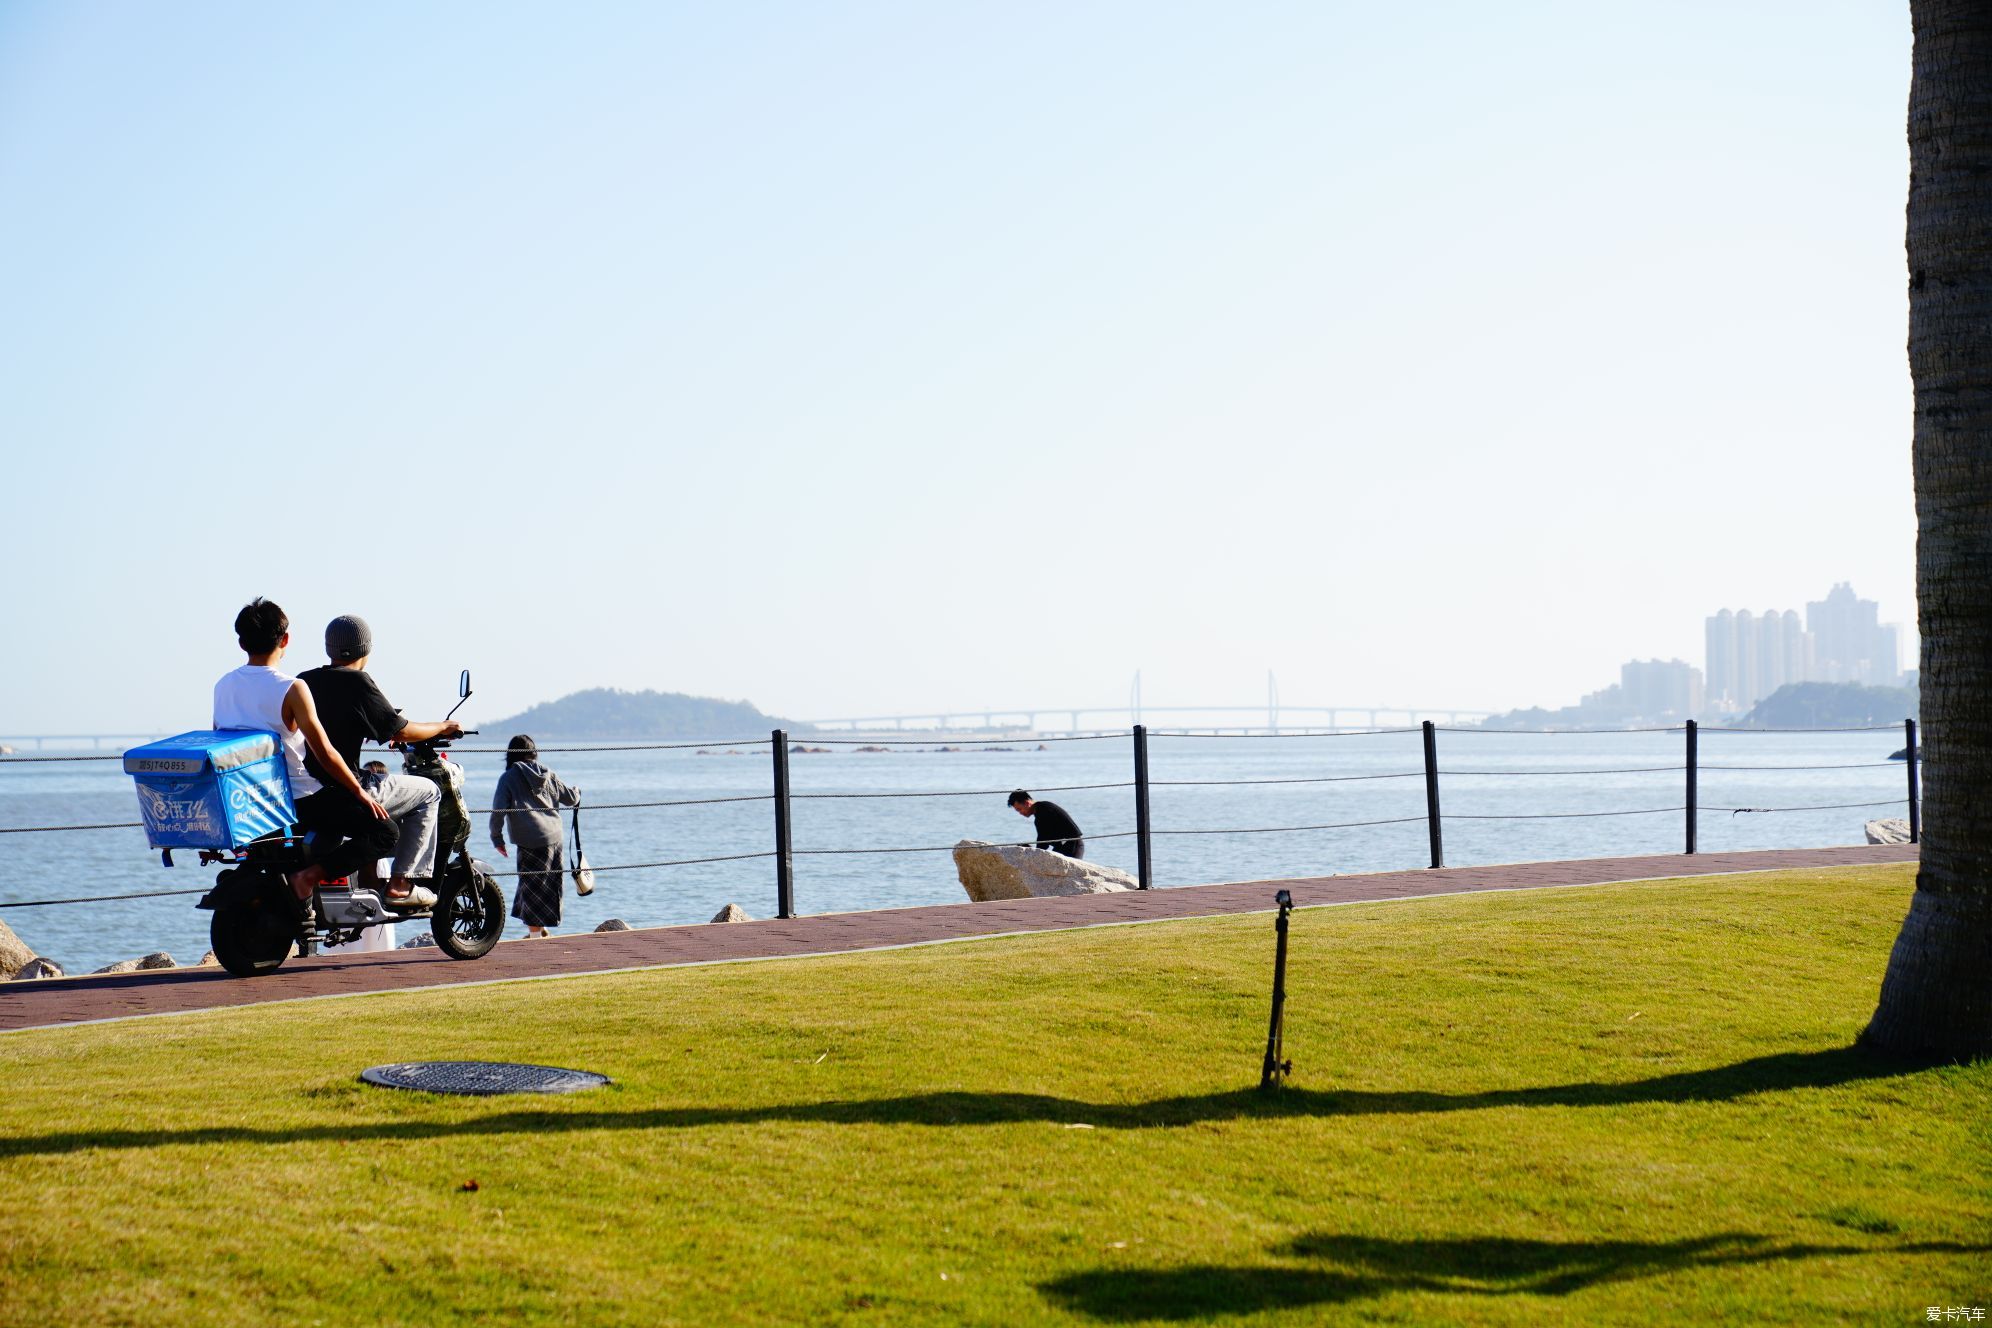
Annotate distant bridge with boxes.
[800,704,1492,736]
[0,733,166,753]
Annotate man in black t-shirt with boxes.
[1007,789,1085,859]
[297,615,463,909]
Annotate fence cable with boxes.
[1436,762,1900,776]
[1435,725,1684,735]
[1151,772,1425,787]
[1697,725,1902,733]
[1150,728,1422,739]
[1698,762,1901,772]
[0,820,145,835]
[792,830,1141,856]
[1447,806,1684,820]
[484,850,775,879]
[1153,816,1429,836]
[790,780,1135,801]
[0,752,127,763]
[1439,765,1678,777]
[1716,799,1905,815]
[0,886,209,909]
[453,739,774,753]
[477,794,772,814]
[799,733,1124,745]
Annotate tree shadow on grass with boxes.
[0,1046,1928,1158]
[1038,1231,1989,1320]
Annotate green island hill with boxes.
[1731,681,1920,730]
[0,862,1983,1324]
[482,687,813,741]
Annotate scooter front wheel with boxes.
[432,867,505,960]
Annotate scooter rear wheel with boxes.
[433,868,505,960]
[210,892,294,977]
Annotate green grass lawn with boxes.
[1,863,1986,1326]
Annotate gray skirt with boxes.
[510,842,564,928]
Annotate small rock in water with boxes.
[708,903,753,924]
[11,957,65,981]
[196,950,219,967]
[593,918,632,933]
[398,934,438,949]
[91,951,180,974]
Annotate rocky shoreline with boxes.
[2,916,219,981]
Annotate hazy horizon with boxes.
[0,3,1916,732]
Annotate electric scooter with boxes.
[199,670,506,977]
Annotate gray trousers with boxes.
[361,773,441,886]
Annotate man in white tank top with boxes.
[215,598,390,897]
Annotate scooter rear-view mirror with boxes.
[445,670,473,723]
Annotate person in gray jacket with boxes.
[489,734,581,937]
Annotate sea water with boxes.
[0,729,1910,974]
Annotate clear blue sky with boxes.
[0,1,1913,731]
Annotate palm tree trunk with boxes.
[1863,0,1992,1061]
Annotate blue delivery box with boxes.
[123,730,297,850]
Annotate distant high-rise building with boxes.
[1806,583,1900,685]
[1782,610,1812,687]
[1756,610,1787,699]
[1620,659,1703,720]
[1705,610,1737,710]
[1704,604,1818,711]
[1735,609,1760,711]
[1705,584,1902,712]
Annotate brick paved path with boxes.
[0,844,1917,1033]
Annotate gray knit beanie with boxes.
[325,615,373,663]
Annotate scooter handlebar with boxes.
[388,729,476,751]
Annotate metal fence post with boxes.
[771,729,794,919]
[1905,717,1920,844]
[1421,720,1443,869]
[1684,719,1698,855]
[1259,889,1294,1091]
[1133,724,1153,890]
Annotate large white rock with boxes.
[952,839,1137,902]
[0,918,34,980]
[1865,818,1914,845]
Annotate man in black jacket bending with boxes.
[1008,789,1084,859]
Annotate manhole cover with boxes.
[359,1061,611,1096]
